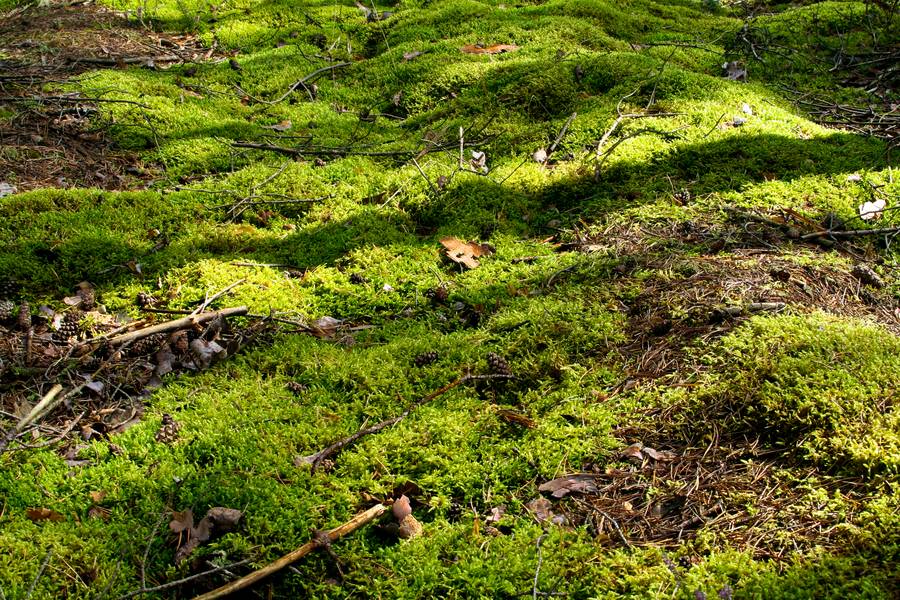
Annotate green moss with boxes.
[1,0,899,596]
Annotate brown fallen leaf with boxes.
[262,119,292,132]
[206,507,243,529]
[620,442,644,462]
[170,509,194,533]
[89,491,107,503]
[397,513,423,539]
[27,508,65,522]
[461,43,519,55]
[393,495,412,521]
[538,474,598,498]
[440,237,495,269]
[496,408,535,428]
[641,447,676,462]
[525,497,554,523]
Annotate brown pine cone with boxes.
[135,291,155,307]
[128,333,166,356]
[76,282,96,310]
[154,413,181,444]
[17,301,31,331]
[414,351,439,367]
[57,311,81,340]
[0,299,15,321]
[486,352,512,377]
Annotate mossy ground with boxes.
[0,0,898,598]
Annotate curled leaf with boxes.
[440,237,495,269]
[393,495,412,521]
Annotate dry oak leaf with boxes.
[538,474,598,498]
[461,44,519,54]
[440,237,495,269]
[27,508,65,522]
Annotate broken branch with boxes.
[104,307,248,347]
[190,504,387,600]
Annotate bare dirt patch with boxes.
[0,0,221,192]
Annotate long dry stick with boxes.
[297,373,514,469]
[0,385,63,455]
[190,504,388,600]
[265,62,351,105]
[801,225,900,240]
[116,560,250,600]
[103,307,248,347]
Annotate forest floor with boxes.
[0,0,899,598]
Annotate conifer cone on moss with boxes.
[154,414,181,444]
[135,291,155,308]
[0,299,15,322]
[17,301,31,331]
[128,333,166,356]
[486,352,512,377]
[57,311,81,341]
[76,282,95,310]
[0,280,19,299]
[414,351,439,367]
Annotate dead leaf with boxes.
[440,237,495,269]
[393,495,412,521]
[525,497,554,523]
[0,182,17,197]
[397,514,423,539]
[722,61,747,81]
[621,442,644,461]
[402,51,423,61]
[310,316,342,338]
[89,491,107,503]
[859,198,886,221]
[485,506,506,523]
[641,447,676,462]
[27,508,65,522]
[262,119,292,132]
[189,338,226,368]
[155,346,176,377]
[538,474,598,498]
[206,507,243,530]
[461,43,519,55]
[170,509,194,533]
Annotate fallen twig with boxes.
[116,559,250,600]
[542,112,576,165]
[0,385,63,455]
[265,62,352,105]
[24,549,53,600]
[801,226,900,240]
[190,504,388,600]
[104,307,248,348]
[297,373,515,469]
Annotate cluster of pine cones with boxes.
[0,281,31,331]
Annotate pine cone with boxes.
[349,272,368,285]
[135,291,155,307]
[0,280,18,299]
[426,285,449,304]
[170,330,189,353]
[57,311,81,340]
[486,352,512,377]
[76,283,95,310]
[128,333,166,356]
[154,414,181,444]
[17,301,31,331]
[286,381,308,394]
[0,299,15,321]
[413,351,439,367]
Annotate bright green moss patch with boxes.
[1,0,899,597]
[670,313,900,475]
